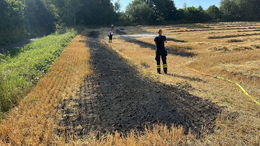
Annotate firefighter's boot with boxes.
[157,65,161,74]
[163,64,168,74]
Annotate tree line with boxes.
[0,0,117,46]
[125,0,260,24]
[1,0,260,46]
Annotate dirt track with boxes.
[58,31,221,140]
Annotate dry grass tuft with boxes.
[209,46,230,52]
[140,61,150,68]
[227,39,244,43]
[65,125,189,146]
[252,44,260,49]
[232,46,253,51]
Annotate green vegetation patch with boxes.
[0,31,76,114]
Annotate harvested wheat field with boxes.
[0,22,260,145]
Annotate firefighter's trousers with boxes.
[155,51,168,74]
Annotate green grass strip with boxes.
[0,31,76,114]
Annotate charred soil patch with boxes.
[58,31,221,141]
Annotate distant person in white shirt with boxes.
[111,24,114,31]
[108,31,113,43]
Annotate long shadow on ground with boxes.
[0,36,42,54]
[122,37,196,57]
[167,38,188,43]
[0,39,32,55]
[58,31,221,140]
[167,73,206,83]
[116,28,127,35]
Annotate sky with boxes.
[117,0,221,11]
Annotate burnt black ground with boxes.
[58,31,221,140]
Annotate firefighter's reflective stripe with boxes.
[163,64,167,68]
[157,65,161,69]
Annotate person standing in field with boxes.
[111,24,114,31]
[108,31,113,43]
[154,29,168,74]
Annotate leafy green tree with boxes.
[150,0,177,21]
[114,0,121,13]
[77,0,116,25]
[0,0,9,30]
[207,5,222,20]
[220,0,260,21]
[117,12,132,25]
[126,0,155,24]
[24,0,55,35]
[220,0,241,20]
[0,0,25,45]
[49,0,82,26]
[176,9,186,21]
[183,6,210,22]
[235,0,260,20]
